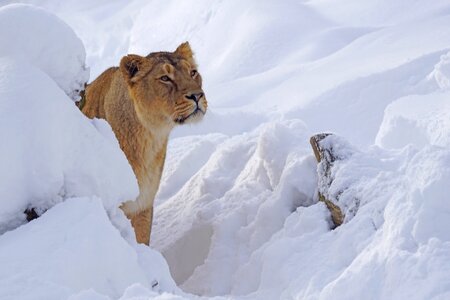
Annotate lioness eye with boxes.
[191,70,198,77]
[160,75,171,82]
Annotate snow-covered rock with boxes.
[316,145,450,300]
[177,138,450,299]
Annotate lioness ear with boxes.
[174,42,194,59]
[120,54,151,84]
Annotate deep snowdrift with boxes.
[0,6,138,233]
[0,57,137,233]
[1,0,450,299]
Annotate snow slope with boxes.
[1,0,450,299]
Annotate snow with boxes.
[430,51,450,91]
[376,93,450,149]
[1,0,450,299]
[0,56,138,234]
[313,145,450,300]
[0,197,178,300]
[0,4,89,101]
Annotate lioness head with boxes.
[119,42,207,128]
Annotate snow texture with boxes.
[1,0,450,299]
[0,55,140,234]
[0,4,89,101]
[0,197,178,299]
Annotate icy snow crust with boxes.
[1,0,450,299]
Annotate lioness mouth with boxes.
[176,108,205,124]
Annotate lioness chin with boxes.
[81,42,207,245]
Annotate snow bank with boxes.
[313,145,450,300]
[0,57,137,232]
[376,93,450,149]
[152,120,318,294]
[0,4,88,100]
[429,51,450,90]
[376,51,450,150]
[0,0,136,236]
[156,129,450,299]
[0,197,178,300]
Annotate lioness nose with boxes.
[185,92,204,103]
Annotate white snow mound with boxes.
[0,197,178,300]
[0,4,89,101]
[376,93,450,149]
[0,57,138,234]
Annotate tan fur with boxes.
[82,42,207,245]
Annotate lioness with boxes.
[82,42,207,245]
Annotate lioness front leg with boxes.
[128,207,153,245]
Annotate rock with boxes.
[310,133,346,227]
